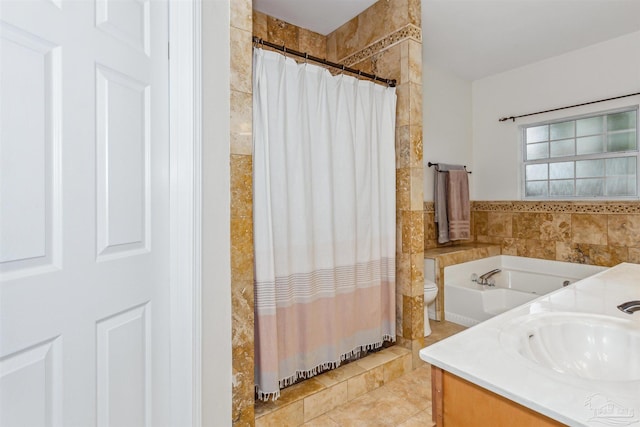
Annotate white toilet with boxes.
[424,279,439,337]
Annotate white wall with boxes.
[202,0,232,424]
[472,31,640,200]
[423,64,473,200]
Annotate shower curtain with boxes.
[253,48,397,400]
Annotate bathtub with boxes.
[444,256,606,327]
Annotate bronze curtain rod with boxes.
[498,91,640,122]
[253,36,397,88]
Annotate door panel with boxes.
[0,337,63,427]
[0,0,169,425]
[95,64,150,260]
[0,21,61,277]
[96,303,150,427]
[96,0,150,56]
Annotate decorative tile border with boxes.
[341,24,422,66]
[424,201,640,214]
[473,200,640,214]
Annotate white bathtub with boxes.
[444,256,606,327]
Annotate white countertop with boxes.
[420,262,640,427]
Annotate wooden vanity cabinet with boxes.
[431,366,566,427]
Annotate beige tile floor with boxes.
[300,321,466,427]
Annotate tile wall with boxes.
[230,0,255,425]
[425,201,640,267]
[253,11,327,57]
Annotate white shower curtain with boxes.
[253,48,397,400]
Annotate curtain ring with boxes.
[304,53,308,64]
[283,46,287,58]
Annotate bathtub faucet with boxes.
[617,300,640,314]
[478,269,501,286]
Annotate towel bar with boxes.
[428,162,472,174]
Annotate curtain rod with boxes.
[253,36,397,88]
[498,91,640,123]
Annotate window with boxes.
[522,107,639,199]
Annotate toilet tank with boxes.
[424,259,436,282]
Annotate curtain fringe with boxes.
[255,387,281,402]
[255,335,396,402]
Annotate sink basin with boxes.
[500,312,640,382]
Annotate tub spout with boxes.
[617,300,640,314]
[478,269,501,286]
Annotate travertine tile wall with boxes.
[230,1,254,425]
[326,0,421,63]
[253,11,327,57]
[424,201,640,267]
[326,0,424,367]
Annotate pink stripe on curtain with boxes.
[253,48,397,401]
[255,279,395,378]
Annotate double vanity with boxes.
[420,262,640,426]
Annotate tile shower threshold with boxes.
[254,346,413,426]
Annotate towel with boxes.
[447,169,470,241]
[433,163,465,244]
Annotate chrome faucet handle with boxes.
[478,268,501,285]
[470,273,478,282]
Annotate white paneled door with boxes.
[0,1,170,426]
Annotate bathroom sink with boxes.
[500,312,640,382]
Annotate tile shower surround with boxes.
[236,1,425,425]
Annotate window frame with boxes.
[520,106,640,200]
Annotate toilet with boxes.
[424,279,439,336]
